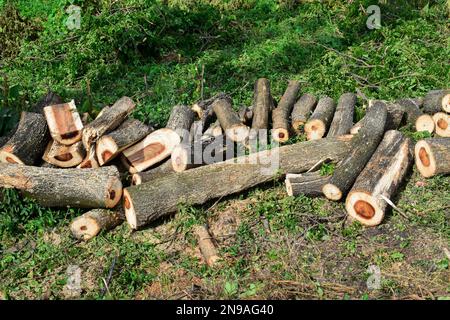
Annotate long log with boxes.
[123,136,353,229]
[0,112,49,165]
[304,96,336,140]
[415,138,450,178]
[345,130,412,226]
[396,98,434,133]
[433,112,449,137]
[251,78,273,131]
[44,100,84,145]
[322,103,387,201]
[327,93,356,137]
[285,172,329,197]
[166,104,195,142]
[271,80,301,142]
[0,164,122,208]
[212,97,249,142]
[131,159,174,185]
[291,93,317,134]
[70,208,124,241]
[42,140,86,168]
[423,89,450,114]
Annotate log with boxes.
[123,136,353,229]
[82,97,135,149]
[346,130,413,226]
[203,120,223,138]
[77,145,99,169]
[251,78,273,131]
[131,159,174,185]
[42,140,86,168]
[433,112,449,137]
[285,172,329,197]
[165,104,195,142]
[70,208,124,241]
[121,128,181,173]
[396,98,434,133]
[271,80,301,142]
[414,138,450,178]
[304,96,336,140]
[0,164,122,208]
[212,97,249,142]
[0,112,49,165]
[327,93,356,137]
[238,106,253,126]
[32,91,63,114]
[191,93,227,131]
[97,119,153,166]
[322,103,387,201]
[423,89,450,114]
[44,100,84,145]
[194,225,219,267]
[291,93,317,134]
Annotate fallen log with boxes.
[433,112,449,137]
[194,225,219,267]
[272,80,301,142]
[423,89,450,114]
[212,97,249,142]
[0,112,49,165]
[345,130,413,226]
[191,93,227,131]
[0,164,122,208]
[44,100,84,145]
[251,78,273,131]
[304,96,336,140]
[415,138,450,178]
[396,98,434,133]
[285,172,329,197]
[123,136,353,229]
[166,104,195,142]
[327,93,356,137]
[43,140,86,168]
[131,159,174,185]
[291,93,317,134]
[77,145,99,169]
[70,208,124,241]
[97,119,153,166]
[322,103,387,201]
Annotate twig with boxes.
[379,194,409,219]
[101,255,118,297]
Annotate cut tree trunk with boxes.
[44,100,84,145]
[131,159,174,185]
[272,80,301,143]
[32,91,63,114]
[327,93,356,137]
[166,104,195,142]
[0,164,122,208]
[423,89,450,114]
[82,96,135,149]
[322,103,387,201]
[70,208,124,241]
[433,112,449,137]
[194,225,219,267]
[122,136,353,229]
[396,98,434,133]
[414,138,450,178]
[121,128,181,173]
[238,106,253,126]
[285,172,329,197]
[304,96,336,140]
[291,93,317,134]
[77,145,99,169]
[346,130,413,226]
[212,97,249,142]
[97,119,153,166]
[42,140,86,168]
[0,112,49,165]
[251,78,273,131]
[191,93,227,132]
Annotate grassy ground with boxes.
[0,0,449,300]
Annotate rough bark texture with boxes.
[43,140,86,168]
[194,225,220,267]
[212,97,249,142]
[433,112,449,137]
[423,89,450,114]
[251,78,273,131]
[291,93,317,134]
[0,112,50,165]
[131,159,174,185]
[191,93,227,132]
[44,100,84,145]
[32,91,63,114]
[272,80,301,142]
[304,96,336,140]
[0,164,122,208]
[285,172,329,197]
[415,138,450,178]
[70,208,124,241]
[396,98,434,133]
[327,93,356,137]
[165,104,195,142]
[346,130,413,226]
[123,136,353,229]
[322,103,387,201]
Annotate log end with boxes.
[53,131,83,146]
[171,145,189,172]
[285,178,294,196]
[292,120,305,134]
[106,177,123,208]
[131,173,142,186]
[0,149,24,165]
[414,140,436,178]
[442,93,450,113]
[77,158,99,169]
[415,114,435,134]
[272,128,290,143]
[70,216,100,241]
[305,119,325,140]
[322,183,342,201]
[97,136,119,166]
[433,112,449,137]
[123,189,138,229]
[346,191,384,227]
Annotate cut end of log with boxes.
[415,114,435,133]
[305,119,326,140]
[433,113,449,137]
[131,173,142,186]
[70,216,100,241]
[123,189,137,229]
[285,177,294,196]
[105,177,123,208]
[414,140,436,178]
[44,100,83,145]
[171,145,190,172]
[346,191,384,226]
[292,120,305,134]
[272,128,289,143]
[322,183,342,201]
[225,125,250,142]
[0,150,24,164]
[96,136,119,166]
[442,93,450,113]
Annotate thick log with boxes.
[131,159,174,185]
[82,97,135,149]
[43,140,86,168]
[123,136,353,229]
[304,96,336,140]
[44,100,84,145]
[251,78,273,131]
[97,119,153,166]
[212,97,249,142]
[327,93,356,137]
[291,93,317,134]
[271,80,301,142]
[322,103,387,201]
[346,130,413,226]
[32,91,63,114]
[396,98,434,133]
[194,225,219,267]
[415,138,450,178]
[121,128,181,173]
[423,89,450,114]
[0,112,49,165]
[285,172,329,197]
[0,164,122,208]
[77,145,99,169]
[238,106,253,126]
[433,112,449,137]
[70,208,124,241]
[166,104,195,142]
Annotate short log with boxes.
[272,80,301,142]
[43,140,86,168]
[44,100,84,145]
[304,96,336,140]
[433,112,449,137]
[415,138,450,178]
[70,208,124,241]
[327,93,356,137]
[291,93,317,134]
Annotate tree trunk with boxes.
[415,138,450,178]
[43,140,86,168]
[0,164,122,208]
[122,136,353,229]
[77,145,99,169]
[251,78,273,131]
[327,93,356,137]
[0,112,49,165]
[322,103,387,201]
[194,225,219,267]
[433,112,449,137]
[272,80,301,143]
[291,93,317,134]
[396,98,434,133]
[166,104,195,142]
[285,172,329,197]
[70,208,124,241]
[212,97,249,142]
[346,130,413,226]
[44,100,84,145]
[423,89,450,114]
[131,159,174,185]
[304,96,336,140]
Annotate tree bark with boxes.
[423,89,450,114]
[238,106,253,126]
[0,164,122,208]
[131,159,174,185]
[396,98,434,133]
[272,80,300,142]
[212,97,249,142]
[166,104,195,142]
[415,138,450,178]
[346,130,413,226]
[43,140,86,168]
[291,93,317,134]
[44,100,84,145]
[351,100,405,134]
[304,96,336,140]
[433,112,449,137]
[70,208,124,241]
[327,93,356,137]
[251,78,273,131]
[285,172,329,197]
[194,225,220,267]
[191,93,227,132]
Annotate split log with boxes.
[32,91,63,114]
[70,208,124,241]
[322,103,387,201]
[77,145,99,169]
[191,93,227,131]
[82,97,135,149]
[291,93,317,134]
[212,97,249,142]
[0,112,49,165]
[122,128,181,173]
[271,80,301,142]
[285,172,329,197]
[414,138,450,178]
[97,119,153,166]
[345,130,413,226]
[396,98,434,133]
[251,78,273,131]
[327,93,356,137]
[44,100,84,145]
[238,106,253,126]
[0,164,122,208]
[203,120,223,138]
[166,104,195,142]
[194,225,219,267]
[122,136,353,229]
[423,89,450,114]
[43,140,86,168]
[433,112,449,137]
[131,159,174,185]
[304,96,336,140]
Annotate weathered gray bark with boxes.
[396,98,434,133]
[285,172,329,197]
[304,96,336,140]
[423,89,450,114]
[351,100,405,134]
[414,138,450,178]
[212,97,249,142]
[251,78,273,131]
[291,93,317,134]
[327,93,356,137]
[166,104,195,142]
[70,208,124,241]
[272,80,301,142]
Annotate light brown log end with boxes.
[0,149,24,164]
[96,136,119,166]
[322,183,342,201]
[131,173,142,186]
[292,120,305,134]
[171,145,190,172]
[433,112,449,137]
[70,216,100,241]
[106,178,123,208]
[415,114,435,133]
[305,119,326,140]
[123,189,138,229]
[194,225,220,267]
[442,93,450,113]
[414,140,436,178]
[285,178,294,196]
[272,128,289,143]
[346,191,384,226]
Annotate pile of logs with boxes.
[0,85,449,248]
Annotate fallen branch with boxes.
[272,80,300,142]
[304,96,336,140]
